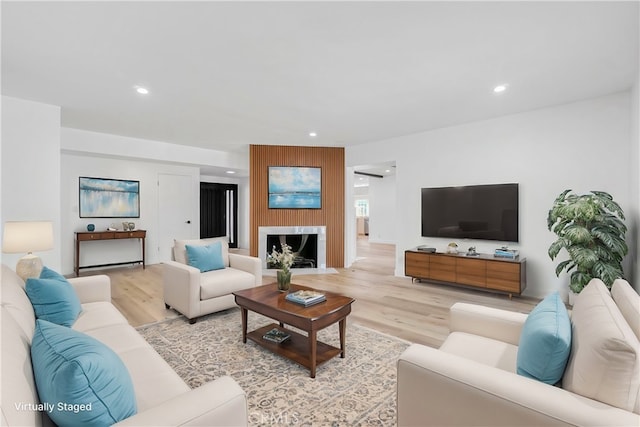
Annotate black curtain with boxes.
[200,182,238,248]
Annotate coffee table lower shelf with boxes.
[247,323,342,374]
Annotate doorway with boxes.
[352,162,396,274]
[200,182,238,248]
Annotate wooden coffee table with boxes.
[233,283,355,378]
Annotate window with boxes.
[355,199,369,217]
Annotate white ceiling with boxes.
[2,1,638,157]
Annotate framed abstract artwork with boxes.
[268,166,321,209]
[79,177,140,218]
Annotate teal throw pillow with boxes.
[26,268,82,327]
[517,292,572,384]
[185,242,225,272]
[39,265,68,281]
[31,320,137,427]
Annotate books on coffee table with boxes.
[285,290,326,307]
[262,328,290,344]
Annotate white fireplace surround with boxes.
[258,226,327,271]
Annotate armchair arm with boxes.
[162,261,202,319]
[449,302,528,346]
[114,376,247,426]
[397,344,640,427]
[67,275,111,303]
[229,254,262,286]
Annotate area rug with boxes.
[137,308,411,426]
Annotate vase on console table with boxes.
[277,270,291,292]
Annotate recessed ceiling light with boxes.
[308,132,317,137]
[493,84,508,93]
[226,170,236,174]
[385,169,391,173]
[135,86,149,95]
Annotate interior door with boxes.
[158,173,194,262]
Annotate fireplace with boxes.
[258,226,327,270]
[266,234,318,268]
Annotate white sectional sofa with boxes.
[1,264,248,426]
[397,278,640,426]
[162,237,262,323]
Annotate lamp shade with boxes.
[2,221,54,254]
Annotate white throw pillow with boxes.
[562,279,640,413]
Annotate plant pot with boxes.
[277,270,291,292]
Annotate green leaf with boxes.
[570,271,592,293]
[555,259,573,277]
[600,214,627,234]
[548,239,566,260]
[554,189,572,204]
[592,191,625,220]
[567,246,598,269]
[564,224,592,244]
[592,261,623,287]
[591,190,613,201]
[592,228,628,255]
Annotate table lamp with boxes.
[2,221,54,281]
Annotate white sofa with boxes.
[162,237,262,323]
[1,264,248,426]
[397,278,640,426]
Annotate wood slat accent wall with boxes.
[249,145,345,267]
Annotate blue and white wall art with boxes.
[79,177,140,218]
[268,167,321,209]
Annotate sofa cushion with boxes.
[73,301,130,333]
[186,242,225,272]
[174,237,230,267]
[200,267,256,300]
[562,279,640,413]
[31,319,137,426]
[25,273,82,327]
[440,331,518,372]
[516,292,571,384]
[78,322,190,411]
[1,264,36,341]
[611,279,640,341]
[1,307,41,427]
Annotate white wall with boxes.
[1,96,62,271]
[346,92,632,299]
[630,75,640,289]
[61,152,201,275]
[63,127,247,172]
[367,174,396,245]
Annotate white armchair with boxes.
[163,237,262,323]
[397,278,640,426]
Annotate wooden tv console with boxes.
[404,248,526,297]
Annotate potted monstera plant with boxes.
[547,190,628,296]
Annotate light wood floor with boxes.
[88,237,539,348]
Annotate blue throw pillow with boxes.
[26,268,82,327]
[517,292,572,384]
[185,242,225,272]
[31,320,137,426]
[39,265,68,281]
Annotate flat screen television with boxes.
[421,183,519,242]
